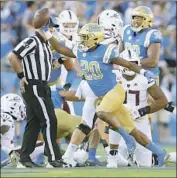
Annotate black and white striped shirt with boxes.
[12,32,53,82]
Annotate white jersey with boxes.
[54,30,78,115]
[1,112,15,154]
[120,74,155,111]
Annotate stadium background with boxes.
[1,0,176,161]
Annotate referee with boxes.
[8,11,65,168]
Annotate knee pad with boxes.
[77,123,91,135]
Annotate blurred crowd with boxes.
[1,1,176,143]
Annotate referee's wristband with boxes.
[17,72,24,79]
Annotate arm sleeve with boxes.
[12,37,36,60]
[149,30,162,45]
[103,44,119,64]
[144,29,162,47]
[147,78,156,88]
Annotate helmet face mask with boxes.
[120,49,140,77]
[131,6,153,32]
[123,61,139,76]
[78,23,104,51]
[1,94,26,121]
[132,16,144,29]
[58,10,79,36]
[97,9,123,38]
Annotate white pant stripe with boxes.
[33,85,55,161]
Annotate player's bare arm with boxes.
[0,125,10,135]
[59,91,85,101]
[63,58,75,71]
[48,37,76,58]
[111,57,142,74]
[140,43,161,68]
[147,83,168,113]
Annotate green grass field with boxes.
[1,146,176,177]
[1,167,176,177]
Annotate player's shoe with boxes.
[158,150,170,167]
[127,154,138,167]
[17,161,41,168]
[46,160,71,168]
[107,155,118,168]
[62,157,77,167]
[85,158,102,166]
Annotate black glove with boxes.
[164,102,175,113]
[138,106,150,117]
[50,16,59,28]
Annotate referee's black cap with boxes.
[50,16,59,28]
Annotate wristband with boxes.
[58,57,64,64]
[140,69,146,75]
[45,31,53,40]
[17,72,24,79]
[145,105,151,114]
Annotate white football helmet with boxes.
[58,10,79,36]
[120,49,140,76]
[73,148,88,165]
[97,9,123,38]
[1,93,26,121]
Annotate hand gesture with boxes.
[20,77,28,93]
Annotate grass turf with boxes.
[1,167,176,177]
[1,145,176,177]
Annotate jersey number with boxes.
[80,60,103,80]
[124,90,140,106]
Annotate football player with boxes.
[84,9,128,166]
[50,10,81,115]
[115,50,176,167]
[42,22,170,167]
[0,93,43,168]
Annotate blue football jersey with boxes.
[75,44,118,96]
[122,25,162,76]
[50,85,64,109]
[49,51,62,84]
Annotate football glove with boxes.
[9,150,20,167]
[164,101,176,114]
[133,106,150,119]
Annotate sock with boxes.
[115,127,133,144]
[109,129,121,145]
[63,144,78,159]
[101,139,109,148]
[146,142,165,157]
[88,147,96,160]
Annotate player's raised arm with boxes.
[48,36,76,58]
[34,8,76,58]
[110,54,153,79]
[111,56,143,74]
